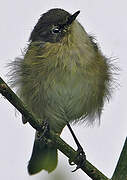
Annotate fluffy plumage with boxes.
[8,8,115,174]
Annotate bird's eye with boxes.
[52,27,61,34]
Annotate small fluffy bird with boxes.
[9,8,115,174]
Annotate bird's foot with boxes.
[69,146,86,172]
[36,120,50,142]
[66,121,86,171]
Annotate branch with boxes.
[111,137,127,180]
[0,76,112,180]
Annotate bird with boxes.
[9,8,114,175]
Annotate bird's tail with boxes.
[28,138,58,175]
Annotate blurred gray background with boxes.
[0,0,127,179]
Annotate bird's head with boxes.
[29,8,80,43]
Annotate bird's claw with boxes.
[69,148,86,172]
[36,120,50,141]
[69,159,75,166]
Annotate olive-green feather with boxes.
[28,139,58,174]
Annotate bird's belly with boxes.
[43,72,99,132]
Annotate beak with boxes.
[59,10,80,30]
[67,10,80,26]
